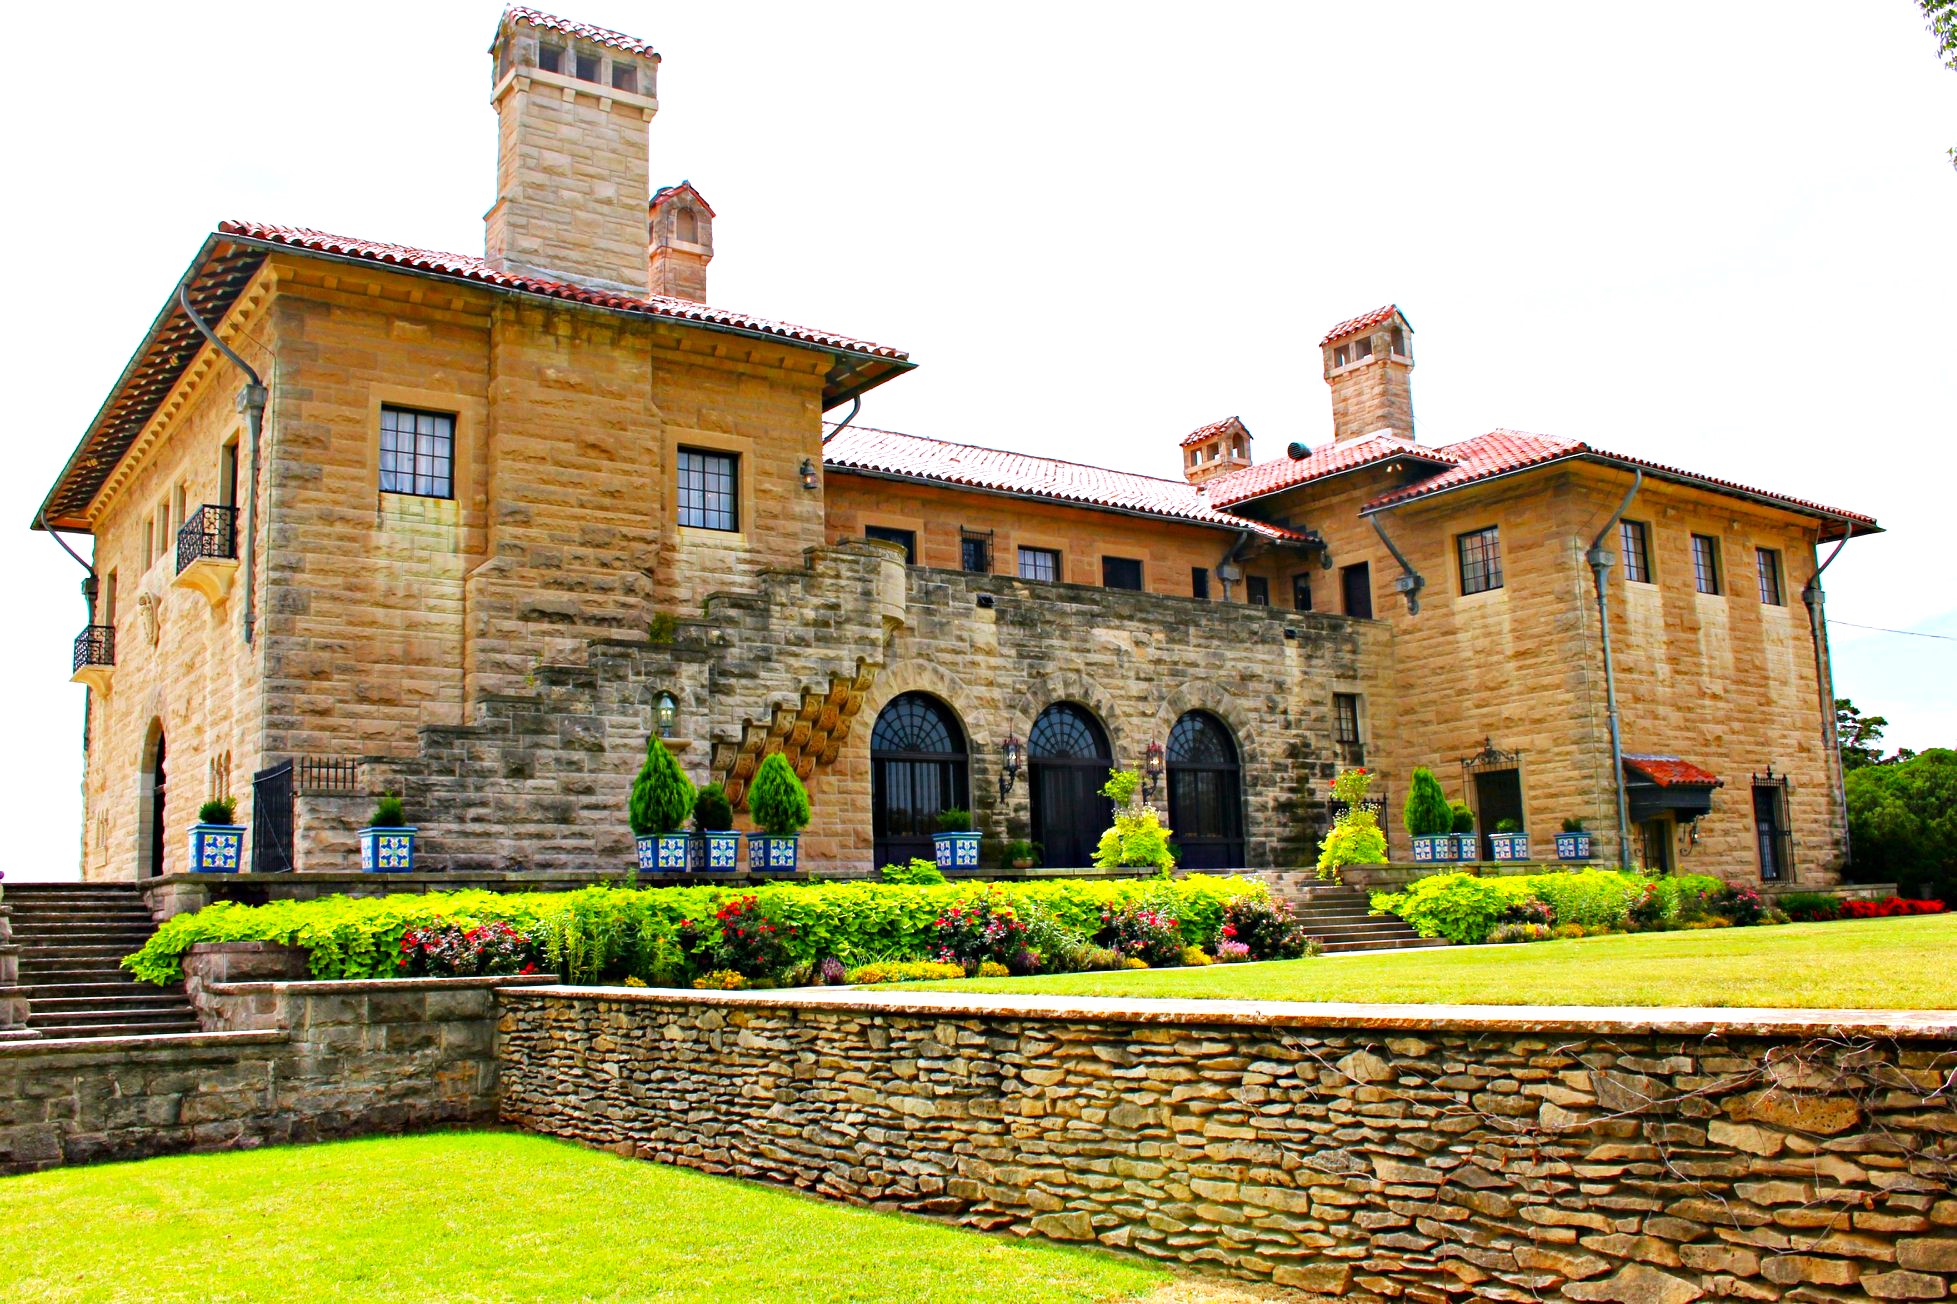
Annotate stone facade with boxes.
[500,986,1957,1301]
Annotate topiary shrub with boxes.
[198,797,238,825]
[628,734,695,837]
[934,807,973,834]
[1449,801,1476,834]
[1403,767,1452,839]
[370,793,406,828]
[747,752,810,836]
[692,782,734,833]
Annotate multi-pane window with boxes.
[1334,693,1364,766]
[1292,573,1313,611]
[1018,546,1060,582]
[1246,575,1270,606]
[379,405,455,499]
[1456,526,1503,595]
[1102,557,1143,591]
[865,526,916,563]
[1691,534,1721,595]
[677,448,738,531]
[1756,547,1784,605]
[960,528,992,574]
[1620,520,1652,583]
[1191,567,1210,600]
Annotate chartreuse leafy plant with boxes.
[1402,767,1452,839]
[747,752,810,836]
[629,733,695,837]
[1317,767,1388,878]
[1371,869,1733,945]
[1092,769,1176,873]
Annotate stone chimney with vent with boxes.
[1321,306,1414,443]
[1180,417,1254,486]
[648,182,714,301]
[484,8,662,294]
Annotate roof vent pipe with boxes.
[178,287,267,645]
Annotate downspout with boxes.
[1802,522,1856,867]
[178,288,267,645]
[1585,470,1643,869]
[1368,512,1424,614]
[1215,528,1253,602]
[820,393,861,445]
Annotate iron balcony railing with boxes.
[73,624,115,673]
[176,503,238,572]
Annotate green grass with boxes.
[906,914,1957,1009]
[0,1132,1175,1303]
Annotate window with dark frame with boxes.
[865,526,916,564]
[1756,547,1784,605]
[1456,525,1503,595]
[1752,782,1791,881]
[960,528,993,574]
[379,405,455,499]
[1620,520,1652,583]
[1102,556,1143,591]
[676,448,738,532]
[1018,546,1060,582]
[1292,573,1313,611]
[1334,692,1364,766]
[1191,567,1210,600]
[1691,534,1722,595]
[1244,575,1269,606]
[575,51,600,81]
[538,44,563,73]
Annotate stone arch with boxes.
[1152,679,1263,772]
[1007,669,1127,763]
[136,717,167,880]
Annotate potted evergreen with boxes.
[1490,817,1530,862]
[359,793,417,873]
[189,797,244,873]
[689,782,740,872]
[1450,802,1479,862]
[1403,767,1455,864]
[746,752,810,872]
[1555,817,1595,862]
[932,807,981,870]
[630,733,697,872]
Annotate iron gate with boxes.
[252,761,295,873]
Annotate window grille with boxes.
[1017,546,1060,582]
[677,449,738,531]
[1457,526,1503,595]
[380,406,455,499]
[1620,520,1652,583]
[1692,534,1721,595]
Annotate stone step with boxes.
[18,963,135,979]
[12,924,158,938]
[1320,936,1449,953]
[26,1018,201,1039]
[16,980,142,999]
[15,945,144,961]
[27,992,194,1015]
[27,1003,195,1027]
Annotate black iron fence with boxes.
[295,755,362,794]
[176,504,238,572]
[73,624,115,673]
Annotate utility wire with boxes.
[1827,620,1957,642]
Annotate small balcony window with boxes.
[1292,573,1313,611]
[1247,576,1270,606]
[959,528,993,575]
[865,526,916,564]
[1191,567,1210,600]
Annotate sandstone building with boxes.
[38,8,1877,886]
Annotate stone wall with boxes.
[0,974,550,1175]
[498,987,1957,1300]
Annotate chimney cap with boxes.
[650,180,716,218]
[1320,304,1409,347]
[1179,415,1250,449]
[493,6,659,59]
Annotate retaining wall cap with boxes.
[209,974,561,996]
[497,985,1957,1041]
[0,1029,286,1058]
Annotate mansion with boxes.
[39,8,1876,885]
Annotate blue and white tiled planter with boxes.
[1489,832,1531,862]
[747,833,799,873]
[1453,834,1481,861]
[1554,832,1595,862]
[688,831,741,872]
[359,826,418,873]
[188,823,245,873]
[636,833,692,872]
[1410,835,1455,865]
[932,831,981,871]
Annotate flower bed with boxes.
[1370,870,1758,946]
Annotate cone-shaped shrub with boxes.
[692,782,734,832]
[629,735,696,836]
[1403,767,1453,838]
[748,752,810,836]
[1450,800,1476,834]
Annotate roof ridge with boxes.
[826,422,1207,491]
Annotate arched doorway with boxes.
[139,723,167,879]
[1029,703,1114,868]
[1167,711,1245,869]
[870,693,970,868]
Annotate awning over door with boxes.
[1623,754,1722,822]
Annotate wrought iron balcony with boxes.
[173,504,240,605]
[72,624,114,693]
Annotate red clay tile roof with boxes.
[1320,305,1407,346]
[650,181,714,217]
[823,425,1314,542]
[500,7,657,57]
[1623,755,1723,788]
[1205,431,1454,507]
[1180,415,1247,449]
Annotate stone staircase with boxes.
[1258,876,1448,954]
[3,883,198,1039]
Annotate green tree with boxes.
[747,752,811,836]
[1847,748,1957,901]
[1835,698,1892,771]
[1924,0,1957,168]
[628,735,695,836]
[1403,766,1453,838]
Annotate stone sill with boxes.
[0,1029,284,1059]
[208,974,560,997]
[498,984,1957,1041]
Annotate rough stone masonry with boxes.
[498,988,1957,1302]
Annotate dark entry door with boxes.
[1472,768,1523,860]
[252,761,296,874]
[1167,711,1244,869]
[870,694,969,868]
[148,735,167,878]
[1752,784,1788,882]
[1029,703,1113,868]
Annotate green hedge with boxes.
[1371,870,1727,945]
[124,876,1265,986]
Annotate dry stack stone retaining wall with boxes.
[498,988,1957,1301]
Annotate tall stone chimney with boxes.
[648,182,714,302]
[1321,306,1414,443]
[485,8,661,293]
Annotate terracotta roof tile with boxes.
[1179,415,1247,449]
[1623,755,1723,788]
[1205,431,1454,507]
[1320,305,1406,346]
[823,425,1313,542]
[500,7,657,57]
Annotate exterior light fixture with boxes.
[1143,741,1165,803]
[799,457,819,491]
[999,734,1023,798]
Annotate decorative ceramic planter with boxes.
[188,823,245,874]
[359,826,418,873]
[1410,835,1455,865]
[1489,832,1531,862]
[933,831,981,871]
[747,832,799,872]
[689,831,741,872]
[636,833,691,872]
[1453,834,1481,861]
[1554,831,1595,862]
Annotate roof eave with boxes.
[1212,448,1454,512]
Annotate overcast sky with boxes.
[1,2,1949,880]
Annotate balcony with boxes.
[72,624,114,694]
[173,504,239,606]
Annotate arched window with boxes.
[1167,711,1244,868]
[1028,703,1114,868]
[870,693,969,868]
[138,721,167,879]
[655,693,679,739]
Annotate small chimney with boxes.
[1321,305,1414,443]
[648,182,714,302]
[1180,416,1253,486]
[484,8,662,294]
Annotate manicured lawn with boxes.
[0,1132,1183,1303]
[910,914,1957,1009]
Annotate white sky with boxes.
[0,2,1950,880]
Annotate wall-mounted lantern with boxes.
[999,734,1023,798]
[799,457,819,491]
[1143,741,1165,803]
